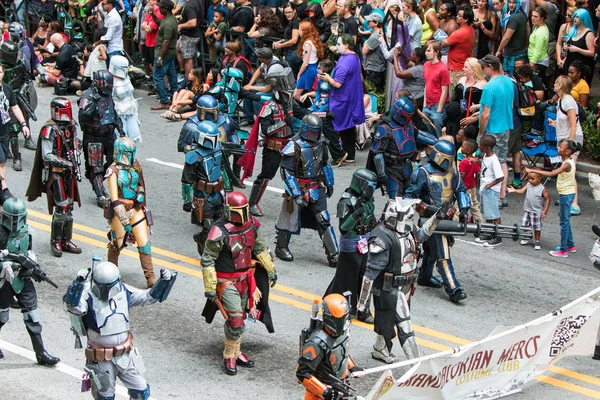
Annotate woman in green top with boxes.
[528,7,549,83]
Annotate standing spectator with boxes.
[478,54,513,210]
[151,0,178,110]
[531,0,559,42]
[293,21,323,102]
[453,57,486,129]
[362,13,386,93]
[228,0,255,57]
[142,0,163,76]
[496,0,528,76]
[556,6,577,77]
[207,0,227,24]
[423,42,450,137]
[458,139,483,223]
[420,0,439,45]
[568,60,590,107]
[476,134,505,247]
[176,0,203,79]
[205,9,228,64]
[442,8,475,91]
[578,0,597,31]
[393,47,426,128]
[273,3,301,76]
[528,7,550,82]
[247,7,283,49]
[563,8,595,85]
[258,0,280,13]
[43,33,79,85]
[337,0,359,50]
[95,0,124,64]
[318,35,365,164]
[402,0,422,51]
[438,3,459,37]
[474,0,499,59]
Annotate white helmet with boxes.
[382,198,421,234]
[91,261,122,301]
[109,55,129,79]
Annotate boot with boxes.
[234,337,254,368]
[9,135,21,171]
[12,154,22,171]
[61,214,81,254]
[275,231,293,261]
[248,179,269,217]
[24,136,37,150]
[223,338,238,375]
[0,187,13,207]
[357,310,374,324]
[138,249,156,288]
[232,158,246,189]
[26,318,60,366]
[0,348,3,359]
[326,252,338,268]
[592,224,600,238]
[593,345,600,360]
[449,289,467,304]
[371,335,397,364]
[50,212,64,257]
[107,243,120,266]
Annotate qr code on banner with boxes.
[549,315,588,357]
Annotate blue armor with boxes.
[117,167,140,200]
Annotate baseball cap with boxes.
[255,47,273,59]
[365,13,383,23]
[478,54,501,69]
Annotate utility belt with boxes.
[216,271,248,298]
[265,137,288,152]
[82,123,113,136]
[384,153,411,165]
[51,166,67,173]
[381,272,418,292]
[85,332,134,362]
[298,178,320,191]
[196,177,224,194]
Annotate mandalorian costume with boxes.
[200,192,277,376]
[404,140,471,303]
[181,120,231,254]
[105,136,156,288]
[297,293,363,400]
[78,70,122,208]
[357,198,449,364]
[0,197,60,365]
[64,258,176,400]
[275,114,339,268]
[26,97,82,258]
[325,168,378,323]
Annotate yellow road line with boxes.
[28,214,600,397]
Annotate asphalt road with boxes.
[1,86,599,400]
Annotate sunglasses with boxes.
[566,13,573,17]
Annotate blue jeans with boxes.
[559,193,575,252]
[242,86,271,122]
[106,50,124,67]
[153,58,177,105]
[423,105,446,137]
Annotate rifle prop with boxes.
[420,218,533,242]
[221,141,252,157]
[4,253,58,288]
[15,92,37,121]
[324,373,356,399]
[63,131,82,182]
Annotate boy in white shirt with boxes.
[476,134,505,247]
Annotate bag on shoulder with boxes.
[558,98,587,123]
[509,76,538,119]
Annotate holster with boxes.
[42,166,49,184]
[144,207,154,226]
[216,274,248,298]
[196,177,224,194]
[103,198,113,220]
[85,332,134,362]
[285,194,293,213]
[193,197,205,223]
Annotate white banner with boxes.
[366,287,600,400]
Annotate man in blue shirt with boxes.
[207,0,227,23]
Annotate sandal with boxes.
[166,112,182,122]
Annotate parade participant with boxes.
[200,191,277,376]
[238,68,296,217]
[26,97,82,258]
[64,258,176,400]
[0,197,59,365]
[181,120,230,255]
[325,168,377,323]
[274,114,339,268]
[296,293,363,400]
[357,198,450,364]
[404,139,471,303]
[105,136,157,288]
[78,70,123,208]
[109,56,141,142]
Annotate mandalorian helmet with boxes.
[50,97,73,123]
[196,121,220,149]
[1,197,27,232]
[220,67,244,92]
[113,136,137,166]
[224,192,250,225]
[321,293,351,338]
[349,168,377,201]
[8,22,25,44]
[196,95,219,122]
[93,70,114,96]
[264,67,295,92]
[382,197,421,234]
[299,114,322,142]
[428,140,455,171]
[108,55,129,79]
[91,261,122,301]
[391,96,414,126]
[0,40,18,67]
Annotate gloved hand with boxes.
[295,195,308,208]
[26,250,37,263]
[268,272,277,288]
[377,175,387,187]
[459,208,469,223]
[351,204,365,219]
[183,202,192,212]
[435,200,453,220]
[159,268,172,281]
[325,112,336,121]
[0,249,8,260]
[76,268,91,282]
[0,261,15,283]
[124,224,132,233]
[363,201,374,216]
[326,185,334,198]
[257,137,264,147]
[323,387,343,400]
[205,291,217,301]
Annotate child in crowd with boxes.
[456,125,479,161]
[302,59,334,112]
[507,172,550,250]
[458,139,483,223]
[205,9,228,63]
[524,140,581,257]
[476,134,505,247]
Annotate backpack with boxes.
[223,55,253,84]
[509,76,538,119]
[558,98,588,123]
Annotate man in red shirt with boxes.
[141,0,163,76]
[442,8,475,92]
[423,42,450,137]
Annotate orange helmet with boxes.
[322,293,350,338]
[224,192,250,225]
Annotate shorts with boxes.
[0,134,9,163]
[143,44,154,65]
[521,210,542,231]
[487,130,509,164]
[507,124,523,156]
[480,187,500,221]
[177,35,200,59]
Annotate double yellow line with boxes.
[26,210,600,398]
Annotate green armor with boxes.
[2,62,25,91]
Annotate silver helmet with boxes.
[90,261,122,301]
[382,198,421,234]
[108,55,129,79]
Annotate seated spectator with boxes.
[30,14,51,60]
[221,40,252,83]
[247,6,283,49]
[43,33,79,86]
[162,67,206,120]
[567,60,590,107]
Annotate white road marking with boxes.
[0,339,158,399]
[146,158,285,194]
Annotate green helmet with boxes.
[114,136,137,166]
[349,168,377,201]
[1,197,27,232]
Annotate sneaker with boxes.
[508,180,522,189]
[534,241,541,250]
[332,153,348,167]
[484,237,503,247]
[554,246,576,253]
[474,235,491,243]
[554,200,560,206]
[520,239,530,246]
[549,249,569,257]
[498,198,508,208]
[344,159,355,164]
[570,206,581,216]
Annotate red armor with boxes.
[224,221,256,271]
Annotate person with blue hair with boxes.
[563,8,595,85]
[495,0,528,76]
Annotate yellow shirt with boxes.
[556,159,576,195]
[421,8,435,45]
[570,79,590,103]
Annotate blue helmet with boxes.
[428,140,455,171]
[196,121,220,149]
[196,95,219,122]
[114,136,137,166]
[299,114,322,142]
[391,96,414,126]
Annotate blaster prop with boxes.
[420,218,534,242]
[214,297,229,319]
[16,92,37,121]
[4,253,58,288]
